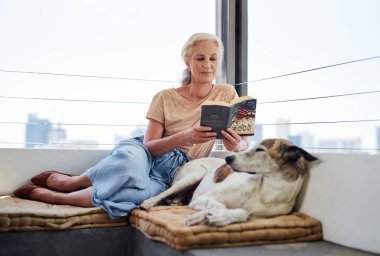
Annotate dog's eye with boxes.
[255,147,265,152]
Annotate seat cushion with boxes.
[130,206,322,250]
[0,196,128,231]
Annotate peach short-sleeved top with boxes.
[146,84,238,159]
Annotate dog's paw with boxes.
[189,197,226,211]
[205,210,233,226]
[206,208,249,226]
[140,198,159,210]
[185,211,208,226]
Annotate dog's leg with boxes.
[140,171,206,210]
[205,208,249,226]
[185,197,227,226]
[186,208,249,226]
[185,210,209,226]
[189,196,226,211]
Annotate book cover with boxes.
[200,96,257,139]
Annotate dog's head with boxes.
[225,138,318,181]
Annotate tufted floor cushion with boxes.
[0,196,128,231]
[130,206,323,251]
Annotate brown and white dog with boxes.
[141,138,318,226]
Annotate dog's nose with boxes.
[225,155,234,164]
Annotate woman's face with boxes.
[186,40,220,84]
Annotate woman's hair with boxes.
[181,33,224,85]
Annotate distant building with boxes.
[299,131,314,148]
[289,132,314,149]
[318,138,361,153]
[276,119,290,139]
[49,123,67,143]
[288,135,301,147]
[250,124,262,145]
[25,114,52,148]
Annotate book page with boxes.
[230,95,254,105]
[230,97,256,136]
[202,100,231,107]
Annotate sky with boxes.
[247,0,380,152]
[0,0,379,152]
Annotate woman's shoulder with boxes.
[214,83,236,92]
[153,87,177,98]
[213,83,237,96]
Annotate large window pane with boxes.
[248,0,380,153]
[0,0,215,149]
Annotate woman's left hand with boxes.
[221,128,249,152]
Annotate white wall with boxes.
[0,149,379,254]
[0,148,109,196]
[296,153,380,254]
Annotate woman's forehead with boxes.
[190,40,219,55]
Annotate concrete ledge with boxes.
[0,227,131,256]
[131,229,376,256]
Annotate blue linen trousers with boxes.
[85,136,189,219]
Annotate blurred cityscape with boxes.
[25,113,380,153]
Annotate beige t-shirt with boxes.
[146,84,238,159]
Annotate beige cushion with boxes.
[131,206,323,250]
[0,196,127,231]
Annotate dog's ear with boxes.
[284,146,318,162]
[296,146,318,162]
[214,163,233,183]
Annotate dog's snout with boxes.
[225,155,234,165]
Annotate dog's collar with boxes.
[231,168,256,175]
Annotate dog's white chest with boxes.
[192,171,258,208]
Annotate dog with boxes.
[140,138,318,226]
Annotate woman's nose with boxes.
[203,60,211,68]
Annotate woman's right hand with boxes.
[182,126,217,146]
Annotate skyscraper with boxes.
[49,123,67,143]
[25,114,52,148]
[276,119,290,139]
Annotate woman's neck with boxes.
[185,82,213,102]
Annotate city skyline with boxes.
[24,112,378,154]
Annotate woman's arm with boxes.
[143,119,217,157]
[221,128,250,152]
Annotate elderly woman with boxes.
[14,33,250,219]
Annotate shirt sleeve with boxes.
[146,91,165,124]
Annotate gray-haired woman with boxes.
[13,33,250,219]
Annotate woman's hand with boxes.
[144,121,216,157]
[221,128,249,152]
[182,126,217,146]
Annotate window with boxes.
[248,0,380,153]
[0,0,215,149]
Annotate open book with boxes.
[200,96,257,139]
